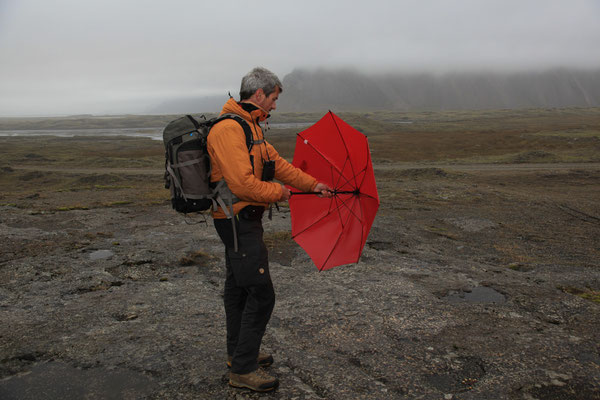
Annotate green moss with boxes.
[580,291,600,303]
[94,185,134,190]
[531,129,600,138]
[56,205,89,211]
[104,201,133,207]
[560,286,600,304]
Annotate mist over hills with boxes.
[278,68,600,111]
[147,95,228,114]
[149,68,600,114]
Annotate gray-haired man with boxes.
[207,67,331,392]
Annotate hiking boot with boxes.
[227,352,274,368]
[229,369,279,392]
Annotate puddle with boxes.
[523,379,599,400]
[0,361,157,400]
[426,355,486,392]
[89,249,114,261]
[444,287,506,304]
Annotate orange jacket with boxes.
[207,98,318,219]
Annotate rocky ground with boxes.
[1,159,599,399]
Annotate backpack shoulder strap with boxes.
[213,114,254,152]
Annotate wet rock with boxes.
[88,249,114,260]
[425,355,485,393]
[367,240,394,251]
[0,361,157,400]
[520,377,600,400]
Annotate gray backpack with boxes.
[163,114,253,215]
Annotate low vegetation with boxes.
[1,107,599,398]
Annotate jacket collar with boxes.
[220,98,269,123]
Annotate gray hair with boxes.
[239,67,282,100]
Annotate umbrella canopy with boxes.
[288,111,379,271]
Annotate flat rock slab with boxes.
[0,361,157,400]
[1,191,599,399]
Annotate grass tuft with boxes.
[559,286,600,304]
[179,250,215,267]
[56,205,89,211]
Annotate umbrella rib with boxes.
[292,189,362,239]
[291,196,344,238]
[329,111,359,190]
[338,194,367,261]
[332,161,356,192]
[319,198,350,271]
[319,226,344,271]
[356,146,372,194]
[297,127,362,191]
[319,195,363,270]
[338,192,365,228]
[350,144,373,191]
[335,147,370,194]
[297,132,347,181]
[333,194,348,229]
[330,164,346,192]
[345,194,368,262]
[332,191,367,230]
[343,145,377,199]
[298,123,370,195]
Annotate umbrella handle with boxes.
[290,190,359,196]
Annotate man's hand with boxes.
[314,182,333,198]
[279,184,291,201]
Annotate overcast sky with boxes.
[1,0,599,116]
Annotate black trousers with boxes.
[214,210,275,374]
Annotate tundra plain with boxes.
[1,108,599,399]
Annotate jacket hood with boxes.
[220,98,269,123]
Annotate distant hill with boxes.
[148,68,600,114]
[277,68,600,111]
[146,94,230,114]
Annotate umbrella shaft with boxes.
[290,190,358,196]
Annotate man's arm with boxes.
[266,142,332,197]
[208,121,283,203]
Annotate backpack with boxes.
[163,114,253,215]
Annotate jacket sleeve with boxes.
[266,142,318,192]
[208,121,283,203]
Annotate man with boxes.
[207,67,331,392]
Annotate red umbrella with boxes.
[288,111,379,271]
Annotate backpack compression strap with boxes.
[186,114,201,130]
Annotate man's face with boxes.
[256,87,281,113]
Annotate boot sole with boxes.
[229,379,279,392]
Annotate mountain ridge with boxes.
[148,68,600,113]
[278,68,600,111]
